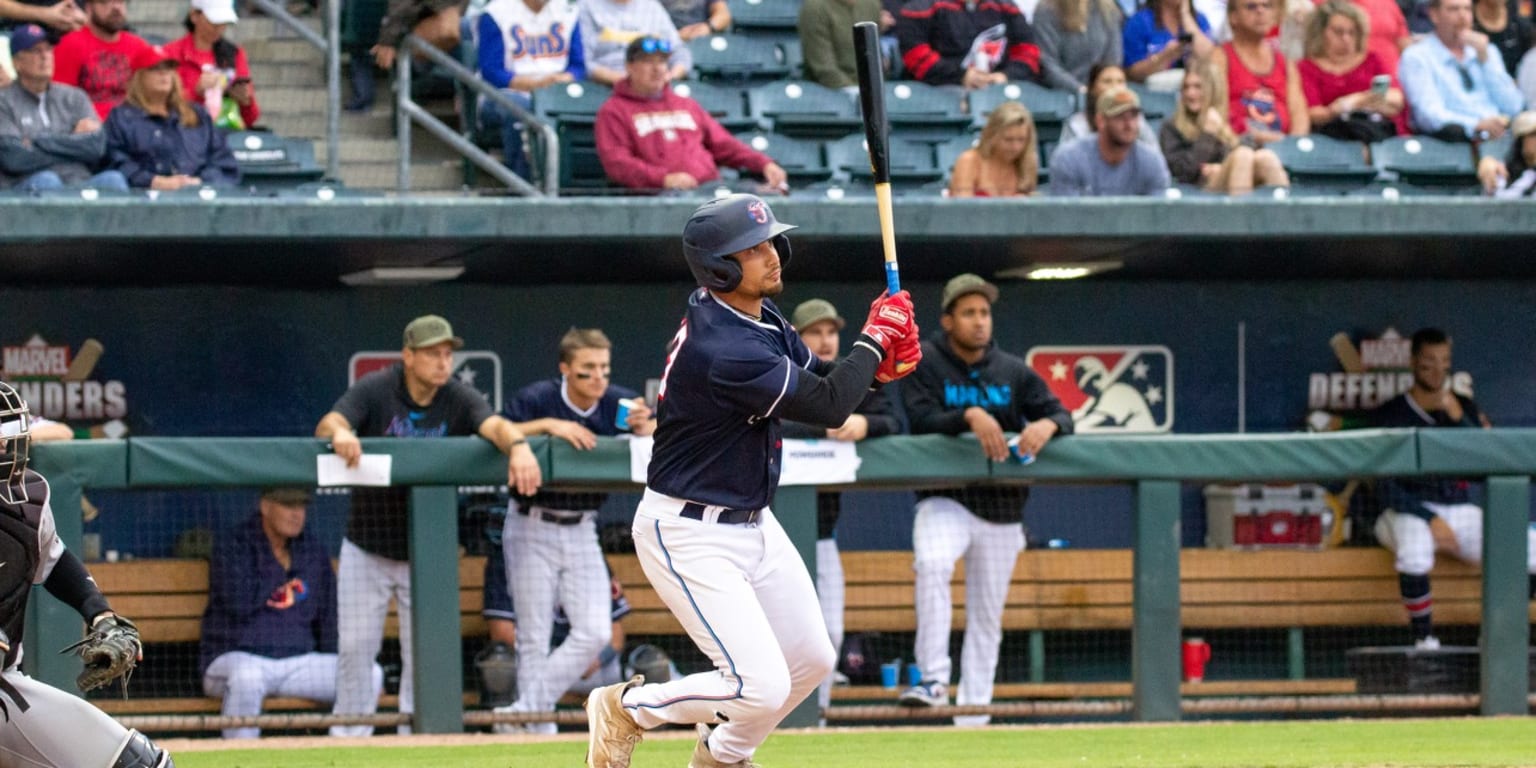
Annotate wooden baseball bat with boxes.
[852,21,899,296]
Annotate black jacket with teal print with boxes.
[901,330,1073,522]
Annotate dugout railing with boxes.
[23,430,1534,733]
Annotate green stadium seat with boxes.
[1372,135,1478,187]
[692,34,792,84]
[825,133,942,188]
[531,81,611,123]
[1266,135,1378,185]
[732,131,833,184]
[729,0,799,31]
[672,81,761,132]
[1128,83,1178,120]
[968,82,1077,144]
[747,80,863,139]
[881,81,969,142]
[225,131,326,190]
[1478,134,1513,163]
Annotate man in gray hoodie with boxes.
[0,24,127,191]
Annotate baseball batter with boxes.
[583,193,922,768]
[1364,327,1536,648]
[0,381,176,768]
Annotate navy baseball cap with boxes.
[9,24,49,55]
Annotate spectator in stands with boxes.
[341,0,386,111]
[1520,46,1536,106]
[0,24,128,191]
[1400,0,1523,140]
[0,0,87,36]
[799,0,885,92]
[1214,0,1312,142]
[948,100,1041,196]
[1300,0,1406,140]
[493,328,654,735]
[780,298,904,717]
[1160,61,1290,192]
[314,314,541,737]
[1348,0,1413,73]
[372,0,466,73]
[662,0,728,41]
[1477,108,1536,194]
[897,273,1072,725]
[595,35,786,193]
[1363,327,1536,649]
[896,0,1041,89]
[1052,85,1173,194]
[164,0,259,131]
[580,0,692,86]
[475,0,585,180]
[199,488,375,740]
[1123,0,1216,86]
[1060,64,1158,144]
[104,45,240,190]
[53,0,153,120]
[1033,0,1124,92]
[1473,0,1533,75]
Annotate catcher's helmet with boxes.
[0,381,31,505]
[681,193,796,292]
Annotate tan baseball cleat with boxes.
[585,674,645,768]
[689,724,763,768]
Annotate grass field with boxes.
[171,718,1536,767]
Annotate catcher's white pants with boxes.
[912,496,1024,726]
[330,538,413,736]
[622,490,835,765]
[503,502,611,727]
[1374,502,1536,575]
[0,667,137,767]
[203,651,375,739]
[815,536,844,713]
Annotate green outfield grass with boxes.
[174,718,1536,767]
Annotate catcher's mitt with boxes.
[61,614,141,693]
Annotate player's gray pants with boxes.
[1374,502,1536,575]
[504,502,611,730]
[204,651,377,739]
[815,536,844,713]
[912,496,1024,726]
[330,538,413,736]
[624,490,836,764]
[0,667,137,766]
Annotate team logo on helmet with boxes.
[747,199,769,224]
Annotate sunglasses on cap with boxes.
[636,37,672,55]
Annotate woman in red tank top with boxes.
[1218,0,1312,140]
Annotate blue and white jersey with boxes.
[476,0,586,89]
[648,289,825,510]
[504,377,640,510]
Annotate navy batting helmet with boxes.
[681,193,796,292]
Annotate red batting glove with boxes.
[859,290,916,356]
[876,334,922,383]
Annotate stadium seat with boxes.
[730,0,799,31]
[733,131,833,184]
[881,81,969,142]
[1372,135,1478,187]
[776,37,804,80]
[672,81,760,132]
[691,34,792,84]
[1265,135,1378,186]
[528,82,614,190]
[225,131,326,190]
[531,81,612,123]
[1128,83,1178,120]
[825,133,942,188]
[968,81,1078,144]
[746,80,864,139]
[1478,134,1513,164]
[800,178,878,198]
[935,133,977,178]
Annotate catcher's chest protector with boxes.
[0,499,40,670]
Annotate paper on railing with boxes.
[628,437,860,486]
[317,454,392,487]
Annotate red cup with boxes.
[1181,637,1211,682]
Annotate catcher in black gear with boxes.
[0,381,176,768]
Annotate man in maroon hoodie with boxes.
[595,35,787,193]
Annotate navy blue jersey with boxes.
[1367,391,1484,519]
[648,289,827,510]
[504,377,641,510]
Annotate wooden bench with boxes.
[88,548,1529,715]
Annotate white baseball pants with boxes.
[203,651,376,739]
[622,490,835,764]
[1375,502,1536,574]
[912,496,1024,726]
[330,538,412,736]
[815,536,844,713]
[0,668,138,767]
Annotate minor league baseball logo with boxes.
[1026,345,1174,433]
[746,200,769,224]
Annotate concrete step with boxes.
[242,38,322,62]
[248,60,327,87]
[338,160,466,191]
[258,110,395,139]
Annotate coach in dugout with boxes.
[594,35,787,195]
